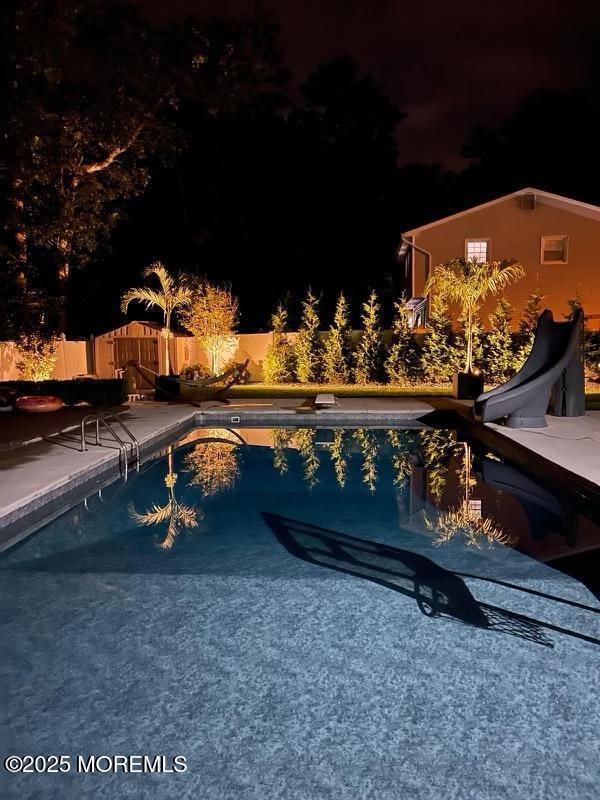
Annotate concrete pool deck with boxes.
[486,411,600,487]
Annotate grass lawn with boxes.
[228,381,600,409]
[228,383,453,398]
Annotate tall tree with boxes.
[263,302,296,383]
[425,259,524,374]
[385,293,420,384]
[294,288,323,383]
[484,298,516,383]
[1,0,186,333]
[121,262,192,375]
[420,294,459,383]
[180,282,239,374]
[323,292,353,383]
[354,290,383,384]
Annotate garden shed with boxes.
[93,321,196,390]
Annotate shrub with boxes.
[295,289,323,383]
[515,288,545,368]
[181,363,211,381]
[584,331,600,380]
[354,290,383,384]
[323,292,353,383]
[15,334,60,381]
[385,293,421,384]
[420,294,460,382]
[483,298,516,383]
[263,303,296,383]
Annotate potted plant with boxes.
[424,258,524,399]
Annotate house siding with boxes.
[410,196,600,330]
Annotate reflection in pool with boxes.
[2,426,599,800]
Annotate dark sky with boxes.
[135,0,596,168]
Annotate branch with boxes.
[82,121,145,174]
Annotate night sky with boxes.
[134,0,597,167]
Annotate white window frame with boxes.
[540,235,569,265]
[465,238,491,263]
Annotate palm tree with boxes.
[425,258,525,374]
[129,448,201,550]
[424,442,514,548]
[121,262,193,375]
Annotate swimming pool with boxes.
[2,425,599,800]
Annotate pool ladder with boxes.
[80,411,139,480]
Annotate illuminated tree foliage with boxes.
[425,443,513,548]
[272,428,294,475]
[129,449,200,551]
[294,427,320,488]
[420,294,460,383]
[387,429,414,487]
[294,288,323,383]
[185,439,240,497]
[354,290,383,384]
[323,292,353,383]
[514,287,545,368]
[354,428,379,492]
[14,333,60,381]
[330,428,348,488]
[263,303,296,383]
[121,262,192,375]
[425,258,524,374]
[180,282,239,375]
[484,298,516,383]
[385,293,420,384]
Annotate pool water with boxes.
[2,426,599,800]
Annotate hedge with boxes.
[0,379,126,407]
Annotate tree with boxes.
[354,290,383,384]
[121,262,193,375]
[14,333,60,381]
[180,282,239,375]
[420,294,460,383]
[294,288,323,383]
[129,446,200,551]
[263,302,296,383]
[484,298,516,383]
[425,258,525,374]
[385,293,420,384]
[2,1,185,333]
[515,287,545,367]
[323,292,353,383]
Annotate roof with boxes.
[403,187,600,236]
[97,320,189,337]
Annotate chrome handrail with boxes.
[80,411,139,480]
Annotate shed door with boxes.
[114,337,159,391]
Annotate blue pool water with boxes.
[1,426,599,800]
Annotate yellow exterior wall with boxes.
[411,196,600,329]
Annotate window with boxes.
[465,239,490,263]
[541,235,568,264]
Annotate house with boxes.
[399,187,600,330]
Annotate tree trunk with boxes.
[465,309,473,373]
[164,312,171,375]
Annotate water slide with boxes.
[473,308,585,428]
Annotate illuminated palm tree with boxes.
[425,258,525,374]
[424,442,513,548]
[121,261,193,375]
[129,448,200,550]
